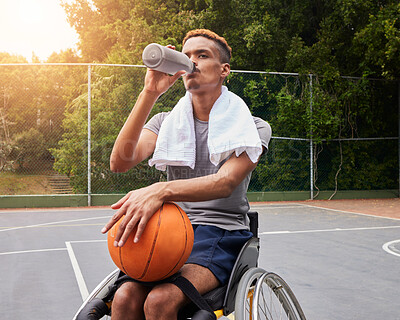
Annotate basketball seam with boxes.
[114,219,129,276]
[163,202,190,279]
[118,247,128,275]
[137,205,162,280]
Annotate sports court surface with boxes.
[1,198,399,320]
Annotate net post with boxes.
[87,65,92,207]
[309,74,314,200]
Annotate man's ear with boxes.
[221,63,231,79]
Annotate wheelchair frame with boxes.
[73,212,306,320]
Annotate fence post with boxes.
[87,65,92,206]
[309,74,314,200]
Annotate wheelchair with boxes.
[73,212,306,320]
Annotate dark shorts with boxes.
[115,224,253,288]
[186,224,253,285]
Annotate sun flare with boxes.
[17,0,45,25]
[0,0,79,61]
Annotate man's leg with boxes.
[111,281,151,320]
[144,264,220,320]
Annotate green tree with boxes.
[12,128,47,171]
[57,0,399,194]
[51,64,186,193]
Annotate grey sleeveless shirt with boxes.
[144,112,271,231]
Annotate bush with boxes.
[12,128,48,171]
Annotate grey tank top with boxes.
[144,112,271,231]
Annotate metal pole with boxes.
[398,81,400,197]
[309,74,314,200]
[87,65,92,206]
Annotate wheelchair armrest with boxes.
[203,285,227,310]
[178,285,227,319]
[180,236,260,318]
[222,236,260,315]
[247,211,258,237]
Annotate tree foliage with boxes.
[2,0,398,194]
[0,51,86,179]
[53,0,399,193]
[61,0,399,79]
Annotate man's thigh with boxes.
[149,263,220,308]
[180,263,220,294]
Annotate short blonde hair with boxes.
[183,29,232,63]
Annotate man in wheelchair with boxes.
[96,29,271,320]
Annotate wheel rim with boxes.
[236,270,264,320]
[253,273,303,320]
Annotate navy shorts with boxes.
[186,225,253,285]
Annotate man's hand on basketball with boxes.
[101,183,165,247]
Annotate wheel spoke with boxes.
[234,269,305,320]
[251,273,305,320]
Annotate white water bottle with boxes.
[142,43,195,75]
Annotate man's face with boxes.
[182,36,229,94]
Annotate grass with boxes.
[0,171,54,195]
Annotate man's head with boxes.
[183,29,232,64]
[182,29,231,94]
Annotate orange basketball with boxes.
[107,202,194,282]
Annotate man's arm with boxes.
[110,66,185,172]
[110,93,158,172]
[102,152,258,247]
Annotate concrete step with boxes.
[47,174,73,194]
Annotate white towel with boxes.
[149,86,262,171]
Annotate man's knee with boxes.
[144,285,184,318]
[112,282,147,317]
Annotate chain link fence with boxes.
[0,64,399,202]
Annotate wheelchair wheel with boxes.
[73,268,120,320]
[234,267,265,320]
[234,268,306,320]
[253,272,306,320]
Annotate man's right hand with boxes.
[110,46,185,173]
[143,45,186,98]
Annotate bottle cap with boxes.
[142,44,163,69]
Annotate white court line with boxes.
[0,240,106,256]
[66,241,89,302]
[296,203,400,221]
[0,216,112,233]
[0,207,113,214]
[260,225,400,235]
[68,239,107,244]
[0,247,67,256]
[382,239,400,258]
[251,205,304,209]
[0,240,107,301]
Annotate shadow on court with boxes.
[0,201,399,320]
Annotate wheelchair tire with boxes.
[73,269,120,320]
[234,267,265,320]
[253,272,306,320]
[234,268,306,320]
[76,298,109,320]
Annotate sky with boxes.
[0,0,80,62]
